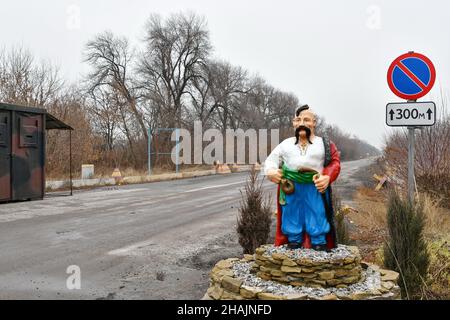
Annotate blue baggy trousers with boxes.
[281,182,331,245]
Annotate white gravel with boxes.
[264,244,356,262]
[232,261,381,298]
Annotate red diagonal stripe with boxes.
[395,61,427,90]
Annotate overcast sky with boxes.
[1,0,449,149]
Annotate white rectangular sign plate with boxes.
[386,101,436,127]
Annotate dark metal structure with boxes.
[0,103,73,202]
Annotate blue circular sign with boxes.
[387,52,436,100]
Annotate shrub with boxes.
[383,190,430,299]
[236,167,272,254]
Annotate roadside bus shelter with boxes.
[0,103,73,202]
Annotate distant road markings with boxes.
[180,181,246,193]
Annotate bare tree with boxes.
[242,77,298,132]
[207,60,248,131]
[185,62,213,126]
[0,46,63,107]
[138,12,212,128]
[84,31,148,141]
[86,89,121,151]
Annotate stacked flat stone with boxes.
[253,244,362,288]
[204,244,401,300]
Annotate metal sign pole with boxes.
[176,128,179,174]
[407,99,416,204]
[407,126,415,204]
[148,127,151,175]
[70,130,73,196]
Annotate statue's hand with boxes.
[313,174,330,193]
[267,169,283,184]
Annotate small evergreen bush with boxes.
[237,167,272,254]
[383,190,430,299]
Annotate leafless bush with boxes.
[45,89,98,178]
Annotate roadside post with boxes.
[147,127,180,175]
[386,51,436,204]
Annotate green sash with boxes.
[279,164,317,205]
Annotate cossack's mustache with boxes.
[295,126,312,145]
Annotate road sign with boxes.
[387,52,436,100]
[386,101,436,127]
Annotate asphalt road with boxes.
[0,157,375,299]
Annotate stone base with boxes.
[253,244,363,288]
[205,245,401,300]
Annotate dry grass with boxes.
[420,194,450,238]
[425,236,450,299]
[351,187,388,231]
[350,187,450,237]
[343,187,388,262]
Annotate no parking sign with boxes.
[387,52,436,100]
[386,52,437,127]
